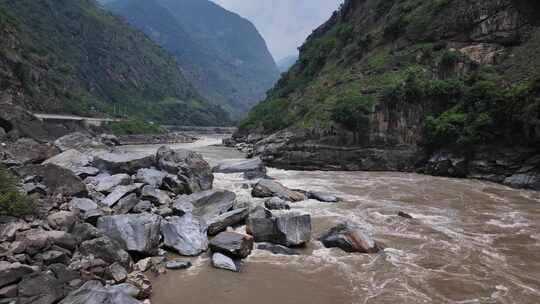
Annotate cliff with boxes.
[0,0,230,126]
[106,0,280,119]
[237,0,540,190]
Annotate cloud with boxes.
[211,0,343,60]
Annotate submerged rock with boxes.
[211,252,240,272]
[97,214,162,256]
[252,179,306,202]
[161,215,208,256]
[307,191,341,203]
[319,222,381,253]
[209,231,254,259]
[165,260,192,270]
[256,243,300,255]
[213,158,267,179]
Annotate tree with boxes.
[331,93,375,143]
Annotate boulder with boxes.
[17,272,65,304]
[161,215,208,256]
[141,186,172,206]
[69,198,98,213]
[156,146,213,193]
[7,138,59,164]
[49,263,80,284]
[13,164,87,197]
[108,262,128,283]
[247,213,311,247]
[113,193,139,215]
[307,192,340,203]
[252,179,306,202]
[99,134,121,147]
[249,206,273,219]
[211,252,240,272]
[319,222,381,253]
[206,208,249,236]
[425,151,468,178]
[264,197,290,210]
[256,243,300,255]
[83,209,104,226]
[43,149,93,173]
[93,152,154,175]
[42,250,68,265]
[398,211,413,219]
[101,184,142,207]
[132,201,152,214]
[213,158,267,179]
[54,132,108,153]
[0,261,35,287]
[95,174,131,193]
[125,271,152,299]
[15,229,77,254]
[173,190,235,221]
[79,237,132,268]
[0,284,18,298]
[135,168,166,188]
[161,174,184,194]
[165,260,192,270]
[97,214,161,256]
[0,221,27,242]
[0,104,53,142]
[59,280,141,304]
[47,211,78,231]
[71,222,102,243]
[209,231,253,259]
[107,283,140,299]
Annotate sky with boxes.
[211,0,344,61]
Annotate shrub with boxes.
[105,120,165,135]
[331,93,375,142]
[0,167,34,217]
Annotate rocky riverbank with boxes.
[0,130,368,304]
[228,130,540,191]
[115,133,198,146]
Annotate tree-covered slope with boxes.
[241,0,540,149]
[106,0,280,119]
[0,0,230,126]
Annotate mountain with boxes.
[237,0,540,190]
[277,55,298,73]
[0,0,231,126]
[105,0,280,119]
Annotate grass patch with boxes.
[0,167,34,217]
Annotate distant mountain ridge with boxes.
[106,0,280,119]
[0,0,230,126]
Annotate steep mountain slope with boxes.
[0,0,230,126]
[238,0,540,190]
[277,55,299,73]
[106,0,280,119]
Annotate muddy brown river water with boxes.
[122,136,540,304]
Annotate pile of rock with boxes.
[0,132,249,303]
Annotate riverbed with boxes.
[122,136,540,304]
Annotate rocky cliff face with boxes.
[0,0,230,126]
[237,0,540,190]
[106,0,280,119]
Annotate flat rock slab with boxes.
[206,208,248,236]
[95,174,131,193]
[97,213,162,256]
[209,231,253,259]
[136,168,166,188]
[173,189,235,221]
[93,152,155,175]
[307,191,341,203]
[213,158,266,174]
[161,215,208,256]
[101,184,142,207]
[59,280,141,304]
[252,179,306,202]
[43,149,93,171]
[14,164,87,197]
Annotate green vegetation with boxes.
[239,98,291,132]
[0,167,33,217]
[105,120,165,136]
[331,93,375,143]
[0,0,231,126]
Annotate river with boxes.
[121,136,540,304]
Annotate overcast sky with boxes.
[211,0,343,61]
